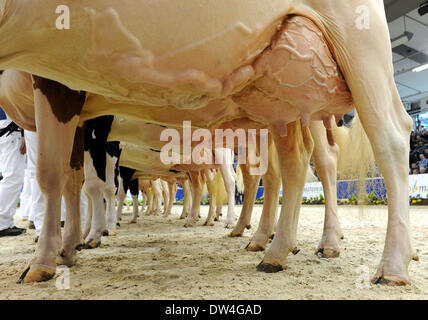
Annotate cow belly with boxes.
[234,16,353,132]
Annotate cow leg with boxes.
[57,127,85,266]
[129,194,139,222]
[129,179,139,223]
[82,161,106,249]
[164,182,175,217]
[161,182,170,217]
[140,192,147,214]
[185,171,202,227]
[180,179,192,219]
[171,183,177,214]
[215,198,223,221]
[323,6,417,284]
[104,154,118,234]
[219,156,236,228]
[152,180,163,216]
[82,191,92,239]
[115,178,126,220]
[204,169,217,226]
[145,190,154,215]
[247,139,281,251]
[258,122,313,273]
[310,121,343,258]
[20,77,85,283]
[230,164,260,237]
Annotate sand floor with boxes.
[0,205,428,300]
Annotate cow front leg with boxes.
[310,121,343,258]
[230,164,260,237]
[247,139,281,251]
[20,76,85,283]
[258,122,313,273]
[57,127,85,266]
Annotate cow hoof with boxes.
[203,221,215,227]
[184,221,195,228]
[245,224,252,230]
[75,243,85,251]
[56,250,75,267]
[224,223,235,229]
[18,264,56,283]
[107,230,117,236]
[256,262,284,273]
[316,248,340,258]
[246,242,266,252]
[84,239,101,249]
[371,276,408,286]
[116,222,121,227]
[102,230,109,237]
[229,231,242,237]
[129,220,137,224]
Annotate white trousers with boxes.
[20,168,32,219]
[0,132,26,231]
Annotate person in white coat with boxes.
[0,113,27,237]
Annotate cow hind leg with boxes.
[218,154,236,228]
[185,172,203,227]
[310,121,343,258]
[104,154,118,233]
[180,179,192,219]
[57,128,85,266]
[204,169,217,226]
[20,77,85,283]
[164,182,175,218]
[247,139,281,251]
[230,164,260,237]
[129,179,139,223]
[82,191,92,239]
[326,9,418,284]
[258,122,313,273]
[83,178,106,249]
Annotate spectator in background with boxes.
[420,167,426,174]
[417,154,428,170]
